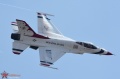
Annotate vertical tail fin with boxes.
[16,19,36,36]
[11,19,49,40]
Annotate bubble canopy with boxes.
[76,42,97,49]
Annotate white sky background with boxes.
[0,0,120,79]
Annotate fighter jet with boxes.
[1,71,20,79]
[11,12,113,68]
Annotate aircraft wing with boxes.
[39,47,65,67]
[37,12,62,36]
[12,41,28,55]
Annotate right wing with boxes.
[39,47,65,68]
[12,41,28,55]
[37,12,62,36]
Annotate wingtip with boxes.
[37,12,54,16]
[16,19,22,21]
[13,52,20,55]
[40,63,58,70]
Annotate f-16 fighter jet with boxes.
[11,12,113,68]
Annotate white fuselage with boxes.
[19,34,102,55]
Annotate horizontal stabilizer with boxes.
[11,22,17,26]
[12,41,28,55]
[11,22,19,32]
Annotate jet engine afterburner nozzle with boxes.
[11,33,20,40]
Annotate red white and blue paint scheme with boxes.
[11,12,113,68]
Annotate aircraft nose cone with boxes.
[105,52,113,55]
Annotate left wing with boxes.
[37,12,62,36]
[39,47,65,68]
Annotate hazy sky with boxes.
[0,0,120,79]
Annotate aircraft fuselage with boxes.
[19,35,104,55]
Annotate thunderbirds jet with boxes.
[11,12,113,68]
[1,71,20,79]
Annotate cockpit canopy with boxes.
[76,42,97,49]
